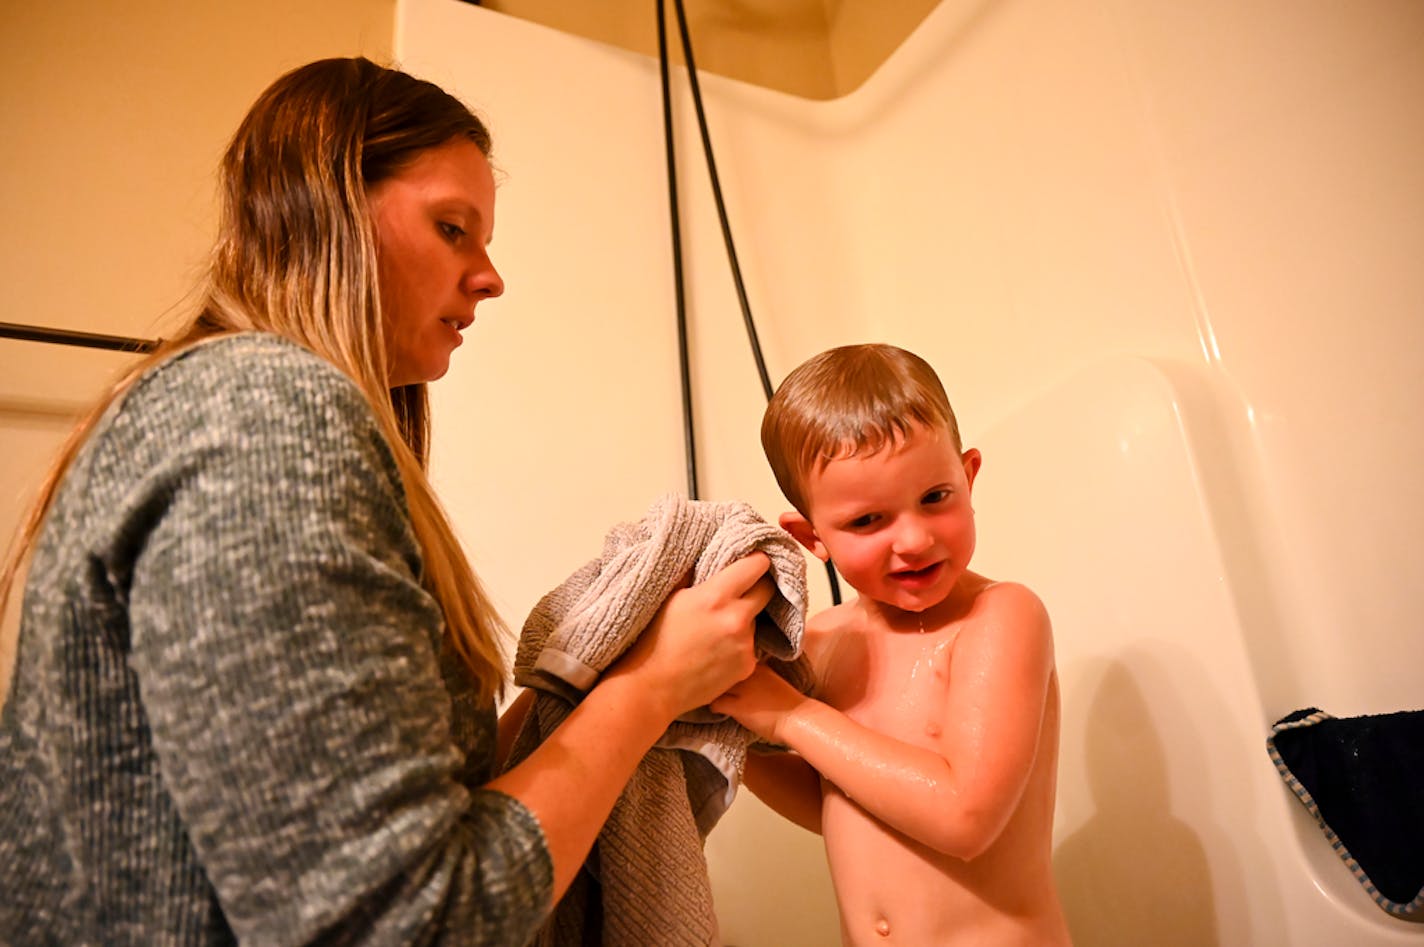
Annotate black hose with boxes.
[670,0,773,401]
[658,0,699,499]
[658,0,842,605]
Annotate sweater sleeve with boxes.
[112,338,552,945]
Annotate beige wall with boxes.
[478,0,942,100]
[400,0,1423,943]
[0,1,394,696]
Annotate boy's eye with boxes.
[438,221,466,241]
[922,489,951,505]
[846,513,880,530]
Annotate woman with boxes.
[0,57,772,944]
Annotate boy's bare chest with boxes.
[816,628,959,740]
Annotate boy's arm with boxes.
[712,582,1054,861]
[741,749,824,834]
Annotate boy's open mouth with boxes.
[890,561,943,585]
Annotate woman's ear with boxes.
[779,511,830,562]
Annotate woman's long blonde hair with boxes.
[1,58,507,700]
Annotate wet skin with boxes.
[716,426,1071,945]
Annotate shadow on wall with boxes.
[1144,358,1303,718]
[967,357,1299,942]
[1054,658,1272,946]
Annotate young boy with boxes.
[712,344,1071,946]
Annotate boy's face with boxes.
[781,424,982,614]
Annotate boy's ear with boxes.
[779,511,830,562]
[961,447,983,491]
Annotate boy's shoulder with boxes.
[803,599,856,636]
[957,579,1056,673]
[961,577,1052,638]
[800,600,861,661]
[968,578,1048,621]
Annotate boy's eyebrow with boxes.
[828,502,879,522]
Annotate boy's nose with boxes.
[891,518,934,557]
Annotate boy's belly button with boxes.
[875,917,891,937]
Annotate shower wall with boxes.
[400,0,1423,943]
[0,0,396,705]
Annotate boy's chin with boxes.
[890,592,955,615]
[866,582,957,615]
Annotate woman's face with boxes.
[368,137,504,387]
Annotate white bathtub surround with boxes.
[401,1,1424,943]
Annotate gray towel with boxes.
[505,494,810,947]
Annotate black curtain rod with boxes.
[0,321,158,354]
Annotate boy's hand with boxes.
[711,663,809,743]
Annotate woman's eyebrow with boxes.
[433,197,494,243]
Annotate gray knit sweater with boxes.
[0,334,552,945]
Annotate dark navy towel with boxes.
[1267,708,1424,920]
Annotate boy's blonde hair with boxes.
[761,343,963,515]
[1,58,507,701]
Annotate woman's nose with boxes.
[466,250,504,300]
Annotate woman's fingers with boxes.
[703,551,772,600]
[602,551,780,722]
[700,553,776,633]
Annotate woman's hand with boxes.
[710,663,809,744]
[604,552,774,723]
[491,553,772,899]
